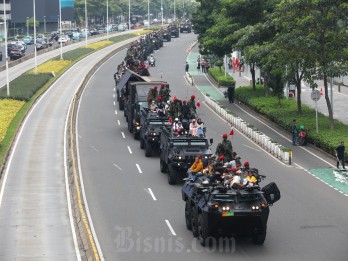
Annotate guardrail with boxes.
[204,95,292,163]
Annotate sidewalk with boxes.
[228,65,348,125]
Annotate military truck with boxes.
[140,109,170,157]
[124,81,168,139]
[168,24,180,38]
[162,29,172,42]
[179,22,192,33]
[182,176,280,246]
[159,126,213,185]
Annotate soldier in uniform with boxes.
[147,86,158,106]
[215,133,233,162]
[187,95,197,119]
[159,83,171,102]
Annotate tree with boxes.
[27,17,40,29]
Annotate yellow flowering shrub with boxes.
[28,60,71,75]
[0,99,25,144]
[87,40,113,50]
[133,30,153,36]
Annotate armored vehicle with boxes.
[124,81,168,139]
[179,22,192,33]
[150,35,163,50]
[162,29,172,42]
[168,24,180,38]
[159,127,213,185]
[182,175,280,246]
[140,109,170,157]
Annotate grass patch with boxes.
[52,47,95,61]
[109,34,135,43]
[236,85,348,158]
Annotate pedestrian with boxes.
[204,60,209,73]
[197,60,201,73]
[227,85,235,103]
[185,62,189,73]
[291,119,298,145]
[201,59,205,73]
[336,141,346,169]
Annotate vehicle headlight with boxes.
[251,205,260,211]
[150,132,157,136]
[222,206,230,211]
[174,155,182,161]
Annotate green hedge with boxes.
[236,85,348,159]
[209,67,236,87]
[0,73,52,101]
[52,47,95,61]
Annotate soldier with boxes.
[187,95,197,119]
[215,133,233,162]
[159,83,171,101]
[147,86,158,106]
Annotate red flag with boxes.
[229,127,234,136]
[196,99,201,108]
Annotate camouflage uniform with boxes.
[215,138,233,162]
[159,85,171,102]
[147,88,158,106]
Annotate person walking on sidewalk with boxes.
[227,85,235,103]
[336,141,346,169]
[197,59,201,73]
[291,119,299,145]
[185,62,189,73]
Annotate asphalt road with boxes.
[78,33,348,260]
[0,37,138,260]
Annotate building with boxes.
[0,0,11,21]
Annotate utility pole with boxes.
[3,0,9,95]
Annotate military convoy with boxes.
[179,22,192,33]
[159,126,213,185]
[114,27,281,247]
[182,175,280,245]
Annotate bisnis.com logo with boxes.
[113,226,236,254]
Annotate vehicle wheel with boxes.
[145,141,152,157]
[167,165,177,185]
[116,91,120,101]
[140,138,145,149]
[185,201,192,230]
[198,213,210,246]
[297,136,305,146]
[128,120,133,133]
[191,207,199,237]
[160,159,167,173]
[134,132,139,140]
[253,231,266,245]
[119,101,124,110]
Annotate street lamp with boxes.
[59,0,63,59]
[33,0,37,74]
[161,0,163,25]
[174,0,176,21]
[43,15,46,33]
[106,0,109,40]
[148,0,150,29]
[3,0,9,96]
[128,0,131,30]
[85,0,88,47]
[26,17,29,36]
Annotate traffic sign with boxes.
[311,89,321,101]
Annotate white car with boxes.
[58,36,70,43]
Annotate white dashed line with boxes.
[128,146,132,154]
[117,120,120,125]
[121,132,125,138]
[136,164,142,173]
[115,110,118,115]
[89,145,98,152]
[148,188,157,201]
[113,94,115,98]
[113,164,122,170]
[114,101,116,106]
[165,220,176,236]
[113,87,115,92]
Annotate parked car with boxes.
[9,48,25,60]
[72,32,80,40]
[36,39,47,50]
[58,35,70,43]
[23,36,34,45]
[117,24,127,31]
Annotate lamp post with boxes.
[85,0,88,47]
[128,0,131,30]
[59,0,63,59]
[33,0,37,74]
[148,0,150,29]
[174,0,176,21]
[43,15,46,33]
[26,17,29,36]
[106,0,109,40]
[3,0,9,96]
[161,0,163,25]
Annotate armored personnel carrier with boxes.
[182,175,280,245]
[180,22,192,33]
[159,127,213,185]
[140,109,170,157]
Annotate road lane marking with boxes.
[89,145,99,152]
[113,101,116,106]
[117,120,120,125]
[113,164,122,170]
[121,132,125,138]
[113,94,115,98]
[242,144,260,152]
[113,87,115,92]
[115,110,118,115]
[147,188,157,201]
[128,146,132,154]
[136,164,142,173]
[165,220,176,236]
